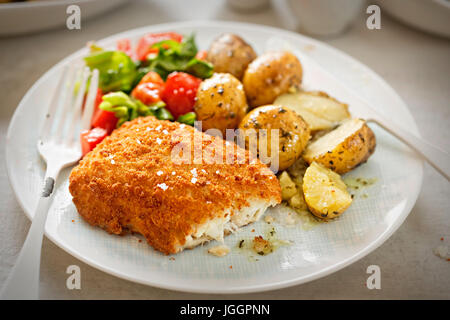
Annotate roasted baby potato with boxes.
[207,33,257,80]
[243,51,303,108]
[302,162,353,219]
[274,91,351,132]
[303,118,376,174]
[194,73,248,135]
[238,105,310,171]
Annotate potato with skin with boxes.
[238,105,310,171]
[194,73,248,135]
[303,162,353,220]
[274,91,351,132]
[243,51,303,108]
[303,118,376,174]
[207,33,257,80]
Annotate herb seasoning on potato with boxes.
[194,73,248,135]
[303,118,376,174]
[243,51,303,108]
[207,33,257,80]
[238,105,310,171]
[302,162,353,220]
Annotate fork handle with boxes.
[1,173,59,300]
[369,116,450,181]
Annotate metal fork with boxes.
[0,65,99,300]
[264,37,450,180]
[288,48,450,180]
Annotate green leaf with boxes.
[88,42,104,53]
[155,108,174,121]
[148,101,166,111]
[179,34,198,58]
[84,50,137,92]
[99,102,129,123]
[99,91,172,127]
[177,112,196,126]
[151,40,182,54]
[84,50,113,65]
[184,58,213,79]
[145,34,211,80]
[99,91,138,127]
[102,91,136,108]
[135,100,166,117]
[154,55,187,72]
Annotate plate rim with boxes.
[0,0,111,10]
[5,20,424,294]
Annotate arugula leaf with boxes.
[151,39,182,55]
[146,34,213,80]
[179,34,197,57]
[184,58,214,79]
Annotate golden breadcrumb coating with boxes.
[69,116,281,254]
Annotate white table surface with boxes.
[0,0,449,300]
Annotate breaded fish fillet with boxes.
[69,116,281,254]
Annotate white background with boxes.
[0,0,449,299]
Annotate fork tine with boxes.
[39,65,69,142]
[55,65,78,141]
[66,66,90,145]
[81,68,99,131]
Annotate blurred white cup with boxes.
[285,0,366,37]
[226,0,271,12]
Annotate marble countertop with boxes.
[0,0,449,299]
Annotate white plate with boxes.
[0,0,128,36]
[6,21,423,294]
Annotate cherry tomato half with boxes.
[90,89,118,134]
[91,109,118,134]
[80,127,108,157]
[131,71,165,105]
[139,71,165,86]
[132,82,163,105]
